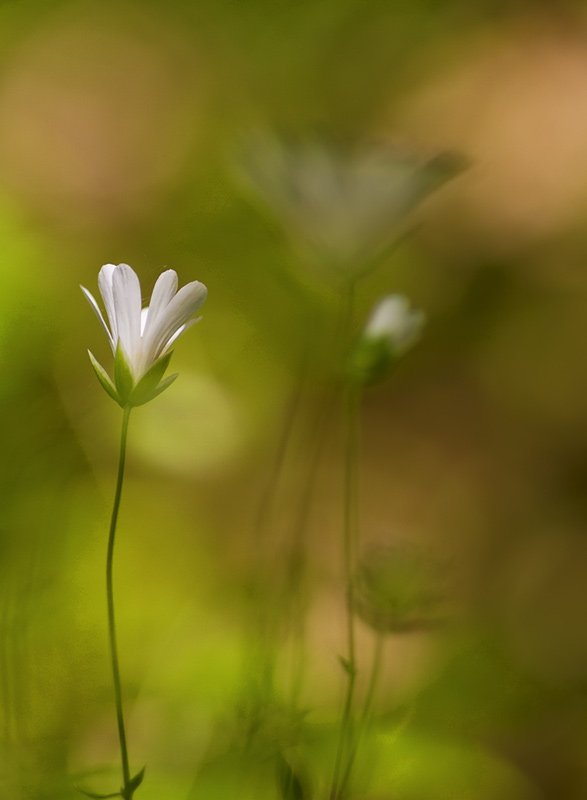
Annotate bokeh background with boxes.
[2,1,587,798]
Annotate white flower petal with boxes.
[112,264,142,368]
[80,285,115,350]
[160,316,200,355]
[366,295,409,339]
[144,269,178,335]
[140,307,149,335]
[142,280,207,363]
[98,264,118,342]
[84,261,207,403]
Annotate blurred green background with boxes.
[2,1,587,798]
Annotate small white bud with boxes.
[364,294,425,355]
[347,294,425,385]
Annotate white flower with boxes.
[237,134,464,279]
[364,295,424,355]
[348,294,424,385]
[81,263,207,407]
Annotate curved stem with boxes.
[106,406,133,798]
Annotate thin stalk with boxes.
[106,406,133,799]
[0,584,14,744]
[282,285,362,712]
[360,633,384,731]
[338,632,385,796]
[241,343,311,742]
[331,281,361,799]
[283,385,335,710]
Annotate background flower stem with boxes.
[331,281,362,799]
[339,631,385,796]
[106,406,134,799]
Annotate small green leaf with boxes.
[88,350,120,405]
[129,352,172,406]
[338,655,357,677]
[114,344,135,406]
[132,373,178,406]
[127,766,146,792]
[277,754,307,800]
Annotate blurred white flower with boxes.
[238,134,463,277]
[364,294,424,354]
[348,294,424,384]
[81,263,207,407]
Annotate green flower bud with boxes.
[354,542,450,634]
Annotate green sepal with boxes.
[346,337,394,386]
[128,352,172,406]
[132,373,178,406]
[114,344,135,406]
[88,350,121,405]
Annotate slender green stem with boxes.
[0,584,14,744]
[283,385,335,709]
[360,633,384,731]
[106,406,133,799]
[241,342,312,742]
[331,281,361,800]
[338,632,384,796]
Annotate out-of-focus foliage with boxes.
[2,1,587,798]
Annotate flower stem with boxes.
[106,406,133,799]
[331,296,362,798]
[360,632,384,732]
[338,632,384,796]
[283,281,359,710]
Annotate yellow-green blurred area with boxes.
[3,0,587,798]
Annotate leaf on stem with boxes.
[127,766,146,792]
[277,754,308,800]
[337,655,357,678]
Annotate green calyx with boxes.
[346,337,396,386]
[88,347,177,408]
